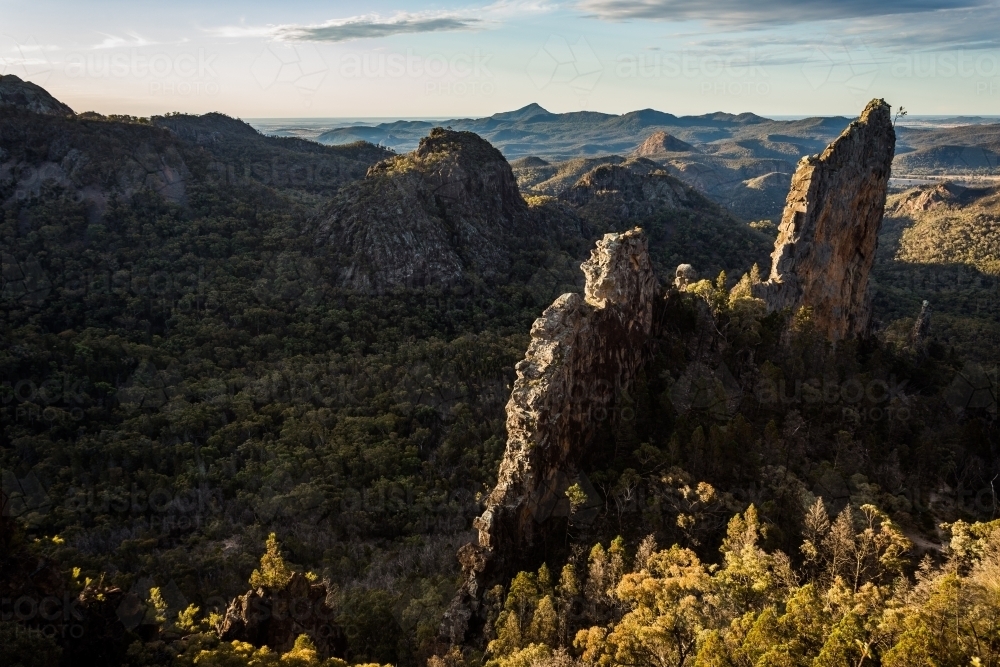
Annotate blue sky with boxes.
[2,0,999,118]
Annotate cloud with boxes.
[853,4,1000,49]
[276,16,480,43]
[91,32,155,50]
[577,0,988,24]
[208,2,555,44]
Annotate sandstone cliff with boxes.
[442,227,658,641]
[753,98,895,340]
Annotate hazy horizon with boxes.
[3,0,1000,118]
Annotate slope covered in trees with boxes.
[1,87,997,667]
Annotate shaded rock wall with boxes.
[754,99,895,340]
[315,128,531,292]
[217,573,344,658]
[442,227,658,642]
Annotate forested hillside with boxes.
[1,81,998,667]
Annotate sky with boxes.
[2,0,1000,119]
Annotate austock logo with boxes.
[1,593,86,639]
[528,35,603,97]
[801,37,879,95]
[755,373,912,423]
[2,465,222,530]
[944,362,998,415]
[251,43,327,96]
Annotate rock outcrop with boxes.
[559,163,695,219]
[633,131,696,157]
[217,573,344,658]
[0,74,74,115]
[442,228,658,642]
[886,181,974,216]
[315,128,532,291]
[753,99,895,340]
[910,300,932,350]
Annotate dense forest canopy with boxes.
[1,84,998,667]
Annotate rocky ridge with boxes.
[0,74,74,116]
[217,573,343,658]
[314,128,533,291]
[558,163,694,219]
[633,131,697,157]
[753,98,895,340]
[444,99,897,645]
[442,227,659,642]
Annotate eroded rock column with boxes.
[442,228,658,642]
[755,98,896,340]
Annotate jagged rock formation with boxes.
[633,131,696,157]
[886,181,974,216]
[675,263,696,288]
[753,99,895,340]
[442,228,658,642]
[910,300,932,350]
[0,74,74,115]
[315,128,533,291]
[217,573,344,658]
[559,163,694,219]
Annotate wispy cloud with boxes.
[584,0,1000,54]
[276,15,481,43]
[577,0,988,24]
[91,32,155,50]
[207,2,554,44]
[209,12,480,43]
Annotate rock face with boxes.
[442,228,659,642]
[217,573,344,658]
[886,181,972,216]
[0,74,74,115]
[633,131,696,157]
[754,99,895,340]
[910,300,932,350]
[559,163,694,219]
[315,128,531,291]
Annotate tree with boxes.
[249,533,294,590]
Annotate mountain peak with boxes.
[316,127,529,291]
[633,130,696,156]
[491,103,553,122]
[0,75,74,116]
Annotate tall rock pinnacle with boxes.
[441,228,658,643]
[755,99,896,340]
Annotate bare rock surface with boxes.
[217,573,344,658]
[315,128,531,292]
[0,74,74,115]
[442,227,658,642]
[754,99,896,340]
[559,162,694,219]
[633,130,697,157]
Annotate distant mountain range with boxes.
[292,103,999,220]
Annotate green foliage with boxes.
[249,533,294,590]
[487,515,1000,667]
[0,621,63,667]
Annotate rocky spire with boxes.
[754,99,896,340]
[910,300,932,351]
[441,228,658,643]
